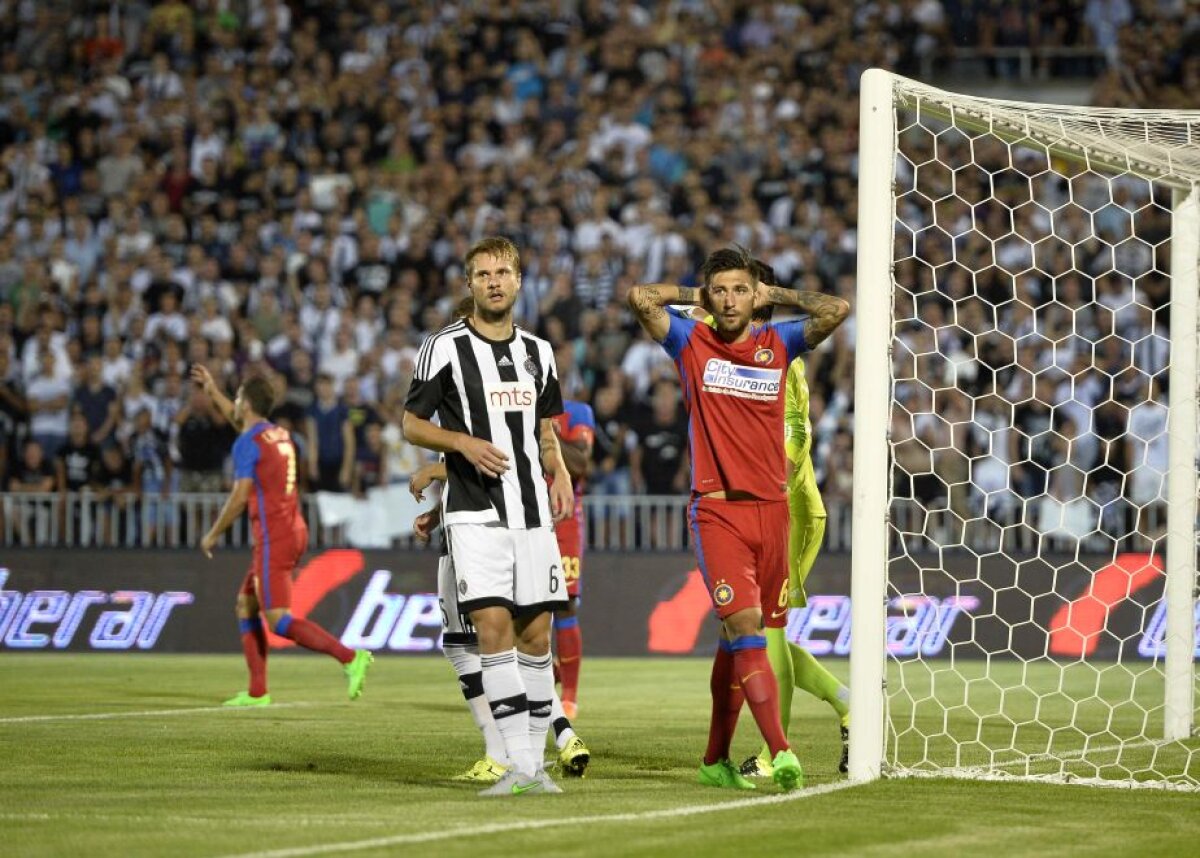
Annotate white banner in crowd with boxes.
[314,486,428,548]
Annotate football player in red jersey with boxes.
[192,365,373,706]
[549,399,594,719]
[628,245,849,792]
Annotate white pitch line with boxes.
[218,779,864,858]
[991,737,1163,769]
[0,702,318,724]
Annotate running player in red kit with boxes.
[192,366,373,706]
[550,399,595,719]
[628,245,849,792]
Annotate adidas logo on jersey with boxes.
[497,355,514,367]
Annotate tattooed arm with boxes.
[626,284,703,342]
[761,285,851,348]
[539,417,568,478]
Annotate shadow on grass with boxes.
[238,752,484,790]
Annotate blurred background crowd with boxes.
[0,0,1197,546]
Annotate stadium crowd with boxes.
[0,0,1197,546]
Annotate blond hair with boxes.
[464,236,521,281]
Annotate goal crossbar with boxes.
[892,78,1200,188]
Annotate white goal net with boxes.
[849,70,1200,790]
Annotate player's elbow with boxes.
[830,296,851,323]
[626,286,643,313]
[403,411,436,449]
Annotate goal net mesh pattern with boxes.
[882,78,1200,789]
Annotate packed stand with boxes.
[0,1,1194,548]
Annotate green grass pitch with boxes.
[1,654,1197,857]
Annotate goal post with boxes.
[850,69,1200,789]
[849,68,898,781]
[1166,184,1199,742]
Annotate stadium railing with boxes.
[0,492,1162,553]
[0,492,704,551]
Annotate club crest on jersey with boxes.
[523,356,540,378]
[701,358,782,401]
[754,347,774,364]
[458,579,468,595]
[713,580,735,606]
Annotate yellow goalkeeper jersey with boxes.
[785,358,824,516]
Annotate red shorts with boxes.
[688,496,790,629]
[556,518,583,598]
[240,524,307,610]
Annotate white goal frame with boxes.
[849,68,1200,785]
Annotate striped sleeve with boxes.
[405,327,456,419]
[536,341,563,419]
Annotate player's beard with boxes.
[713,309,751,338]
[474,290,516,324]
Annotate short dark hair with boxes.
[750,258,779,323]
[240,375,275,418]
[699,244,755,287]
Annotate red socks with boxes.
[703,642,745,765]
[731,637,789,757]
[239,617,268,698]
[554,617,582,706]
[276,614,354,664]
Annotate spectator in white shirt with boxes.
[1127,376,1168,508]
[573,191,623,253]
[319,326,360,394]
[20,320,72,384]
[100,336,132,391]
[198,295,234,344]
[144,290,188,344]
[189,115,225,179]
[26,350,71,459]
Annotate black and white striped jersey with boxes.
[405,319,563,529]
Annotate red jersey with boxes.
[660,313,808,499]
[232,421,302,548]
[549,400,595,555]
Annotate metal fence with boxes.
[0,492,711,552]
[0,492,1165,553]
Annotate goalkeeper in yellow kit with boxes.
[739,351,852,778]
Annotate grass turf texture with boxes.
[1,655,1196,857]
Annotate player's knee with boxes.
[235,595,258,618]
[471,610,515,652]
[264,609,292,636]
[724,608,764,639]
[474,627,511,653]
[515,613,552,655]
